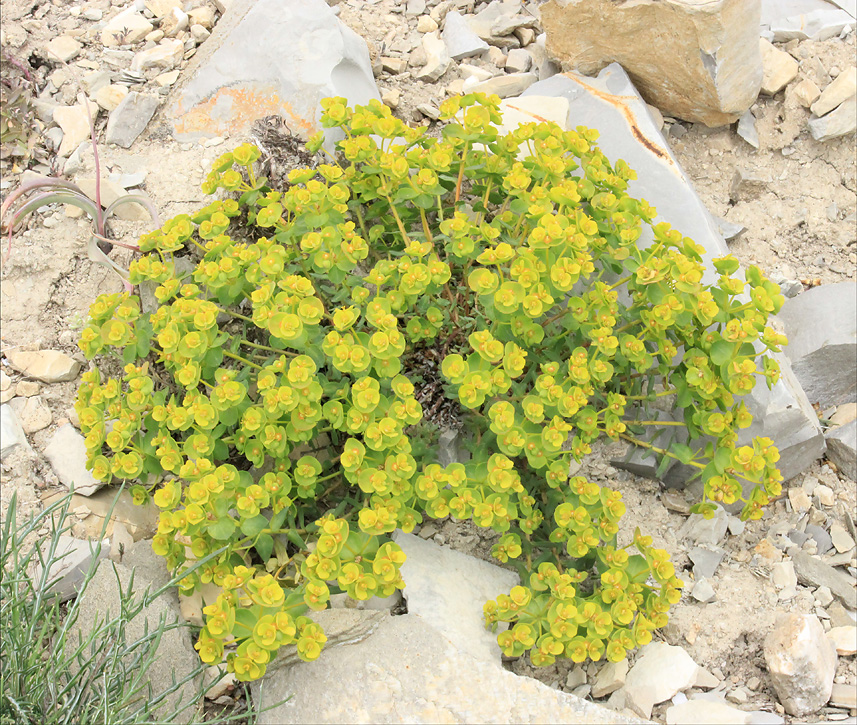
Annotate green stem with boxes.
[222,350,263,370]
[619,433,705,470]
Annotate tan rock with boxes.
[54,100,98,157]
[826,625,857,656]
[417,15,439,33]
[812,66,857,117]
[46,35,82,63]
[830,682,857,709]
[188,6,216,29]
[160,7,188,37]
[94,84,129,112]
[5,349,81,384]
[154,69,181,87]
[100,8,154,47]
[41,487,160,541]
[74,178,152,221]
[144,0,182,18]
[760,37,799,94]
[792,78,821,108]
[541,0,763,127]
[130,38,184,74]
[381,88,400,108]
[14,380,40,397]
[9,396,52,434]
[0,371,10,392]
[830,402,857,427]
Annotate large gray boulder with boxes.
[251,610,645,725]
[67,558,202,723]
[777,281,857,410]
[165,0,379,143]
[520,66,824,484]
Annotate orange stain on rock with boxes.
[171,86,316,138]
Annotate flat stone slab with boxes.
[43,423,105,496]
[826,419,857,480]
[521,66,823,485]
[165,0,379,142]
[778,281,857,409]
[393,531,519,665]
[252,611,646,725]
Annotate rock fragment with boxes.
[792,78,822,108]
[808,96,857,140]
[777,281,857,409]
[769,7,854,41]
[789,548,857,607]
[622,642,699,719]
[689,547,725,579]
[101,8,154,47]
[95,84,129,112]
[811,66,857,117]
[764,613,837,716]
[540,0,763,127]
[43,424,105,497]
[9,396,52,434]
[442,10,489,60]
[591,659,628,698]
[830,682,857,709]
[54,101,97,158]
[29,536,109,603]
[105,92,160,148]
[736,110,760,148]
[46,36,82,63]
[0,404,27,459]
[467,72,537,98]
[759,38,799,94]
[691,579,716,603]
[5,349,81,383]
[505,48,532,73]
[416,31,452,81]
[160,7,188,37]
[826,420,856,480]
[131,38,184,73]
[665,699,752,725]
[827,625,857,656]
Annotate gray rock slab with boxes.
[442,10,490,60]
[0,403,27,459]
[43,423,105,497]
[689,547,725,580]
[30,535,109,603]
[68,559,203,723]
[789,547,857,608]
[737,109,760,148]
[778,282,857,409]
[392,531,518,664]
[468,72,538,98]
[680,506,729,547]
[622,642,699,720]
[522,66,824,485]
[770,7,854,40]
[105,92,161,148]
[166,0,379,143]
[808,97,857,141]
[252,611,645,725]
[827,419,857,480]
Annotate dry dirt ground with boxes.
[1,0,855,722]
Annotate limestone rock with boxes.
[541,0,763,127]
[778,281,857,409]
[808,95,857,140]
[68,559,202,724]
[101,8,154,47]
[393,531,518,664]
[468,0,524,40]
[252,611,645,724]
[759,38,799,94]
[827,625,857,656]
[467,71,537,98]
[160,7,189,37]
[764,613,837,716]
[622,642,700,719]
[665,699,752,724]
[505,47,532,73]
[826,419,856,480]
[43,424,105,497]
[53,101,98,158]
[145,0,182,18]
[691,578,716,603]
[830,402,857,427]
[416,31,451,81]
[167,0,379,144]
[5,348,81,383]
[521,66,824,485]
[29,535,109,603]
[792,78,822,107]
[811,67,857,117]
[188,6,216,29]
[74,178,152,222]
[681,506,729,547]
[9,395,52,434]
[41,488,159,543]
[130,38,184,73]
[94,84,129,112]
[830,682,857,709]
[769,7,854,41]
[592,658,629,698]
[46,36,82,63]
[0,403,27,459]
[190,23,211,43]
[442,9,489,59]
[105,92,160,148]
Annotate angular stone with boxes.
[592,658,628,698]
[95,84,129,112]
[827,420,856,481]
[622,642,699,719]
[812,67,857,117]
[467,0,523,40]
[666,699,751,725]
[792,78,821,108]
[505,47,532,73]
[5,348,81,383]
[46,36,82,63]
[541,0,763,127]
[764,613,837,716]
[808,97,857,140]
[827,625,857,655]
[691,578,717,603]
[381,56,408,74]
[689,547,725,580]
[43,424,105,497]
[492,13,538,37]
[681,506,729,547]
[778,282,857,409]
[393,531,518,664]
[167,0,378,144]
[830,682,857,709]
[771,561,798,589]
[737,109,760,149]
[30,535,109,603]
[830,522,856,554]
[759,38,799,94]
[131,38,184,73]
[160,7,188,37]
[101,8,154,47]
[145,0,182,18]
[442,10,489,59]
[522,66,824,485]
[830,403,857,427]
[770,7,854,41]
[459,62,494,82]
[105,92,160,148]
[252,611,645,724]
[730,167,771,201]
[417,31,451,81]
[188,6,216,29]
[41,487,159,542]
[54,101,97,158]
[789,548,857,608]
[0,403,27,459]
[468,72,537,98]
[9,395,52,434]
[68,559,202,724]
